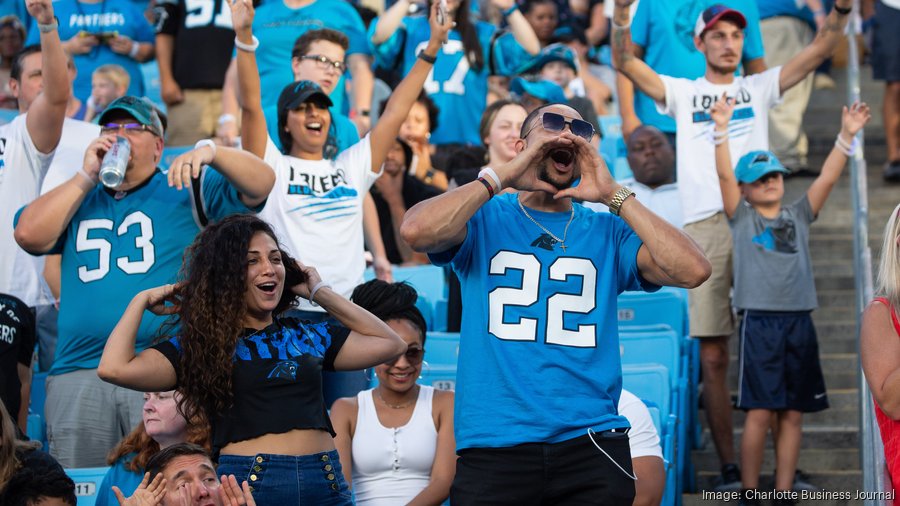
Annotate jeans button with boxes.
[324,464,333,471]
[256,456,264,464]
[331,483,338,490]
[253,465,261,472]
[250,474,258,482]
[321,454,330,462]
[327,473,335,481]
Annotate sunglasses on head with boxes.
[387,346,424,366]
[523,112,595,142]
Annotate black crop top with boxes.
[152,317,350,453]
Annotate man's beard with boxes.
[538,160,576,191]
[709,60,739,75]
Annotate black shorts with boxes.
[873,1,900,82]
[450,431,636,505]
[736,311,829,413]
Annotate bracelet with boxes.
[37,17,58,33]
[502,4,519,16]
[129,41,140,59]
[309,280,331,306]
[478,167,502,192]
[194,139,217,161]
[713,135,729,146]
[833,4,851,15]
[234,35,260,53]
[217,113,236,125]
[835,133,856,156]
[611,19,631,30]
[477,177,495,198]
[711,128,729,138]
[356,109,371,117]
[418,52,437,64]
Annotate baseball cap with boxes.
[552,24,587,46]
[694,4,747,39]
[97,96,166,137]
[518,43,578,75]
[510,77,568,105]
[277,80,333,113]
[734,150,790,183]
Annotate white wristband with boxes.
[478,167,502,192]
[129,41,140,59]
[234,35,260,53]
[218,113,236,126]
[309,281,332,307]
[194,139,217,162]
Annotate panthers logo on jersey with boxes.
[530,233,559,251]
[268,360,299,381]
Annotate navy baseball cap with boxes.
[518,43,578,75]
[278,80,333,112]
[694,4,747,38]
[510,77,568,104]
[97,96,166,137]
[734,150,790,183]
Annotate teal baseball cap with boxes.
[734,150,790,183]
[517,43,578,75]
[510,77,568,105]
[97,96,166,137]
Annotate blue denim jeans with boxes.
[217,450,352,504]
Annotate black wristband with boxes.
[418,52,437,64]
[477,177,495,198]
[833,4,851,15]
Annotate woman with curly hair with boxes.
[97,214,406,503]
[95,390,210,505]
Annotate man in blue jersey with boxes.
[13,96,276,468]
[401,103,710,504]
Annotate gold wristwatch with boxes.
[607,186,636,216]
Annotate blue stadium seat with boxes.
[419,332,459,390]
[622,364,671,421]
[617,288,689,336]
[28,371,48,447]
[67,467,110,506]
[364,265,448,331]
[432,299,448,332]
[139,61,164,113]
[160,145,193,171]
[0,108,18,125]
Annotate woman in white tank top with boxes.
[331,280,456,505]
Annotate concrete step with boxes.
[691,469,863,498]
[696,389,860,428]
[693,448,858,472]
[692,425,858,450]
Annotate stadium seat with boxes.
[67,466,110,506]
[139,61,165,113]
[0,108,18,125]
[160,145,193,171]
[364,265,448,331]
[617,287,689,336]
[419,332,459,391]
[27,371,48,447]
[622,364,671,421]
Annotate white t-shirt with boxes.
[883,0,900,10]
[618,389,663,459]
[0,113,54,307]
[586,177,683,229]
[657,67,782,225]
[260,135,380,311]
[41,118,100,192]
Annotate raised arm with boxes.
[610,0,665,104]
[401,132,564,253]
[555,133,710,288]
[217,60,241,147]
[363,194,393,281]
[862,301,900,420]
[495,0,540,55]
[348,54,374,135]
[710,93,740,218]
[371,0,409,44]
[369,1,452,172]
[24,0,69,154]
[165,143,275,207]
[291,265,406,370]
[230,0,267,158]
[14,136,112,254]
[779,0,852,94]
[806,102,870,215]
[97,285,179,391]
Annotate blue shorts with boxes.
[217,450,352,504]
[873,1,900,82]
[736,311,829,413]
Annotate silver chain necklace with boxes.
[517,195,575,252]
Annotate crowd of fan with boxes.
[0,0,897,503]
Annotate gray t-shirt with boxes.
[730,195,817,311]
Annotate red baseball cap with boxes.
[694,4,747,38]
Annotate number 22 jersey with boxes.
[430,193,658,450]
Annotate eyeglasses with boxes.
[100,122,153,135]
[300,55,346,74]
[522,112,595,142]
[387,346,424,366]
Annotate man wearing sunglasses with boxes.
[14,95,275,468]
[401,103,710,504]
[612,0,853,488]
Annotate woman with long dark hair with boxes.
[370,0,539,147]
[97,214,406,503]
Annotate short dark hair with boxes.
[521,0,556,15]
[146,442,212,482]
[351,280,428,344]
[0,451,76,506]
[10,44,40,82]
[292,29,349,59]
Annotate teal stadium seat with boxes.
[0,108,18,125]
[67,467,110,506]
[160,145,193,171]
[27,371,48,447]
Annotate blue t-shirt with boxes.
[37,169,256,375]
[630,0,765,133]
[371,16,496,146]
[96,455,142,506]
[429,193,658,449]
[264,104,359,155]
[756,0,815,24]
[26,0,155,103]
[252,0,369,120]
[491,31,536,77]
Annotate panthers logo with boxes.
[531,233,559,251]
[268,360,299,381]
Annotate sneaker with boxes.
[792,469,819,493]
[714,463,742,492]
[884,160,900,183]
[814,73,837,90]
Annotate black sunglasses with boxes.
[523,112,595,142]
[387,346,424,366]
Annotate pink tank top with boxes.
[873,297,900,500]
